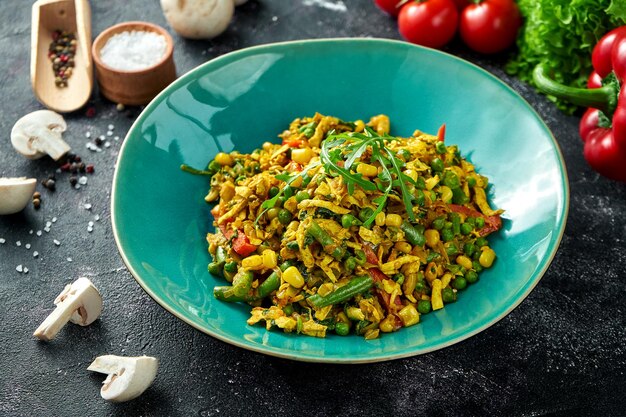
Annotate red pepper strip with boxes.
[362,243,379,264]
[448,204,501,237]
[282,138,304,148]
[437,123,446,142]
[532,26,626,182]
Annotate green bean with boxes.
[344,257,357,271]
[286,241,299,251]
[283,304,294,316]
[224,261,238,273]
[450,213,461,236]
[358,207,375,223]
[413,189,425,207]
[280,260,297,271]
[401,221,426,246]
[213,271,279,302]
[208,246,227,276]
[308,220,345,260]
[257,271,280,298]
[213,270,254,301]
[308,276,374,307]
[354,250,366,265]
[208,262,223,276]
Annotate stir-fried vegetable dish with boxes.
[186,113,503,339]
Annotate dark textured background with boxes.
[1,1,625,416]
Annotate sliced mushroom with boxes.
[11,110,70,161]
[88,355,159,402]
[33,277,102,341]
[0,177,36,215]
[160,0,234,39]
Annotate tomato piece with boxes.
[459,0,522,54]
[374,0,403,17]
[232,232,258,257]
[282,138,303,147]
[210,204,220,219]
[398,0,458,49]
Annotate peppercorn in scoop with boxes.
[187,114,503,339]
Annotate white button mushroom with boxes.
[11,110,71,161]
[88,355,159,402]
[0,177,36,215]
[33,277,103,341]
[160,0,235,40]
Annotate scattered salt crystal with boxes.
[85,131,92,138]
[53,239,61,246]
[79,176,88,185]
[16,241,21,247]
[36,231,42,236]
[88,221,94,227]
[99,135,105,141]
[114,136,120,141]
[67,257,73,262]
[87,226,93,233]
[23,267,29,274]
[75,184,81,190]
[56,168,62,174]
[25,243,31,250]
[100,30,167,71]
[84,203,92,210]
[104,142,111,148]
[16,265,23,273]
[116,103,125,111]
[272,16,278,22]
[108,124,115,131]
[46,221,52,228]
[0,238,5,244]
[29,230,33,234]
[107,131,113,137]
[44,227,50,233]
[94,214,101,221]
[52,217,57,223]
[33,251,39,258]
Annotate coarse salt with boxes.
[100,30,167,71]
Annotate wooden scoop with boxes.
[31,0,93,113]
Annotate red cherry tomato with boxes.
[398,0,459,49]
[459,0,522,54]
[374,0,403,17]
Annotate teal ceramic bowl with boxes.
[112,39,569,363]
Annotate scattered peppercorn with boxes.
[48,30,76,88]
[42,178,56,191]
[33,199,41,209]
[33,191,41,199]
[69,176,78,186]
[70,162,78,173]
[85,107,96,118]
[86,164,94,174]
[94,136,104,146]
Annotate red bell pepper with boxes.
[217,224,258,257]
[362,243,403,330]
[448,204,501,236]
[532,26,626,182]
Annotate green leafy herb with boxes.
[320,127,417,227]
[506,0,625,114]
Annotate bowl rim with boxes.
[111,37,570,363]
[92,20,174,75]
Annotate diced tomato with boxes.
[285,161,303,172]
[437,123,446,142]
[448,204,501,236]
[282,138,303,147]
[232,232,258,257]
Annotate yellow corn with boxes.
[456,255,473,270]
[425,175,440,190]
[479,247,496,268]
[439,186,453,203]
[282,266,305,288]
[354,120,365,132]
[262,250,277,269]
[379,314,397,333]
[214,152,233,166]
[385,214,403,228]
[394,241,412,254]
[291,148,314,165]
[398,304,420,327]
[375,212,386,227]
[357,163,378,178]
[424,229,440,248]
[242,255,263,269]
[431,279,444,310]
[262,141,273,151]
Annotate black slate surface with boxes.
[1,1,626,416]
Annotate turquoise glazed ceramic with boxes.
[112,39,569,363]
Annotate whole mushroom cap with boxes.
[0,177,36,215]
[160,0,235,40]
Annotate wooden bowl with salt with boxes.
[92,21,176,106]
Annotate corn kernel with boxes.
[262,250,278,269]
[357,163,378,178]
[379,314,397,333]
[425,175,440,190]
[375,212,386,227]
[385,214,403,228]
[398,304,420,327]
[456,255,473,270]
[282,266,305,288]
[424,229,440,248]
[394,241,412,254]
[479,247,496,268]
[291,148,314,165]
[214,152,233,166]
[354,120,365,132]
[242,255,263,269]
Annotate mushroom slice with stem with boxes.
[33,277,102,341]
[160,0,234,40]
[11,110,70,160]
[0,177,36,215]
[88,355,159,402]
